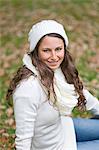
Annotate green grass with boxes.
[77,50,97,82]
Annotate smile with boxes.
[48,61,59,65]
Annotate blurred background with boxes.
[0,0,99,149]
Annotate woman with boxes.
[6,20,99,150]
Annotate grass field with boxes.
[0,0,99,149]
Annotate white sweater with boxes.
[13,75,99,150]
[13,53,99,150]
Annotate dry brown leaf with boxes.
[0,69,5,76]
[6,107,13,117]
[5,118,14,126]
[0,129,6,134]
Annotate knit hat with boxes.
[28,20,69,52]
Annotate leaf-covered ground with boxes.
[0,0,99,149]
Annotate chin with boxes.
[49,65,60,70]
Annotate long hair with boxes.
[6,33,86,111]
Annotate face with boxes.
[38,36,65,70]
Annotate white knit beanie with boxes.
[28,20,69,52]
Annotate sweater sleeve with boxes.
[13,77,41,150]
[83,89,99,115]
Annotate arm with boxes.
[83,89,99,115]
[13,77,41,150]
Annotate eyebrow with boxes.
[42,46,63,50]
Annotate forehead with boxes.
[39,35,64,48]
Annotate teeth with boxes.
[49,61,58,63]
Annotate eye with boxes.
[55,47,62,51]
[43,49,51,52]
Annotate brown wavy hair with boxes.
[6,33,86,111]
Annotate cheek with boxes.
[60,51,65,59]
[38,52,49,61]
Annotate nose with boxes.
[51,51,58,60]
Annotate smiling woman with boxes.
[6,20,99,150]
[38,34,65,70]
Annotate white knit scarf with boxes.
[23,54,78,116]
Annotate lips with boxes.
[48,61,59,65]
[48,60,59,63]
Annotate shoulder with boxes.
[13,75,41,98]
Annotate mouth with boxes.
[48,61,59,65]
[48,61,59,67]
[45,60,61,70]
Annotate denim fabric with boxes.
[73,118,99,150]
